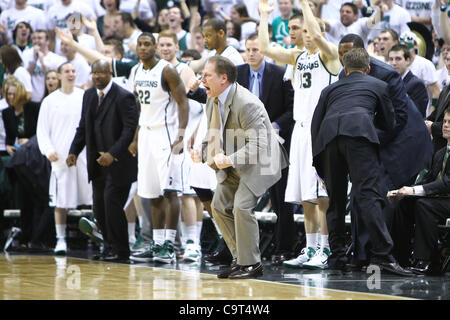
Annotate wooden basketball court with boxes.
[0,254,413,300]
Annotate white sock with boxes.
[153,229,165,245]
[179,220,188,247]
[306,233,318,250]
[128,222,136,237]
[55,224,66,240]
[185,225,196,244]
[165,229,177,244]
[320,234,330,250]
[196,221,203,246]
[137,215,143,228]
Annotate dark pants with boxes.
[321,136,394,267]
[270,165,295,254]
[92,171,131,257]
[391,196,450,266]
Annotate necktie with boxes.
[98,91,104,108]
[251,72,260,98]
[206,97,221,167]
[437,148,449,180]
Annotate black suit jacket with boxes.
[403,70,428,118]
[236,63,294,140]
[418,146,450,196]
[427,85,450,153]
[311,72,395,175]
[2,101,40,146]
[69,82,138,186]
[340,57,432,188]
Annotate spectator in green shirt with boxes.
[271,0,298,48]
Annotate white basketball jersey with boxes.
[292,50,338,123]
[131,59,176,128]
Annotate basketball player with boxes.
[259,0,340,269]
[130,30,204,263]
[127,32,189,264]
[36,62,92,255]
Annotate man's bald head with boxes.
[92,59,112,90]
[92,59,112,73]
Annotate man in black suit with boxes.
[425,82,450,153]
[388,44,429,118]
[311,48,413,276]
[338,34,433,268]
[236,33,295,265]
[67,60,138,262]
[390,107,450,275]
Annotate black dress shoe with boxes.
[371,261,415,277]
[228,263,263,279]
[28,242,52,253]
[409,260,431,275]
[204,246,233,265]
[271,254,289,266]
[217,260,239,279]
[103,253,129,262]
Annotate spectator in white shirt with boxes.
[368,0,411,40]
[0,45,33,100]
[113,12,142,61]
[324,2,381,46]
[60,40,92,89]
[0,0,47,45]
[47,0,96,54]
[437,45,450,90]
[378,28,400,61]
[12,21,33,60]
[400,0,433,29]
[22,30,66,102]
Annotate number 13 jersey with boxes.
[130,59,177,129]
[292,50,338,123]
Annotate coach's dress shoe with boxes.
[204,244,233,265]
[228,263,263,279]
[370,261,414,277]
[271,253,290,266]
[217,260,240,279]
[103,253,129,263]
[409,260,432,275]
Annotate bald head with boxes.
[92,59,111,72]
[92,59,112,90]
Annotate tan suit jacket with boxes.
[202,82,288,197]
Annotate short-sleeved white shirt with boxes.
[22,49,66,102]
[207,45,245,66]
[0,5,47,43]
[400,0,433,29]
[11,66,33,94]
[65,53,91,88]
[409,55,438,86]
[120,0,154,20]
[326,18,371,46]
[368,4,411,40]
[436,66,450,90]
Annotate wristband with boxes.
[412,187,415,195]
[431,98,438,106]
[441,4,448,12]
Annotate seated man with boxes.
[389,107,450,275]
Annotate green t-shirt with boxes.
[271,16,292,48]
[112,59,139,78]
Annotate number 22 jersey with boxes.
[129,59,177,129]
